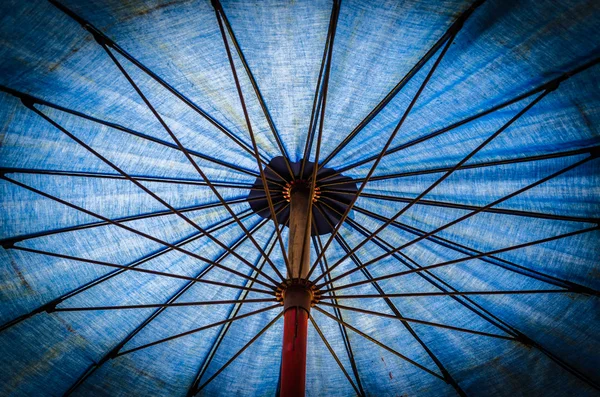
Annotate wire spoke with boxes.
[0,195,260,248]
[332,224,600,392]
[322,225,599,293]
[313,87,551,285]
[320,195,594,293]
[313,204,470,394]
[47,1,293,176]
[313,307,445,381]
[89,40,286,283]
[315,200,522,336]
[322,191,600,224]
[349,203,599,295]
[118,305,282,357]
[28,3,287,282]
[0,167,265,189]
[55,298,279,311]
[63,219,279,396]
[317,153,599,289]
[13,245,275,294]
[368,252,600,391]
[319,302,514,341]
[318,0,483,170]
[0,85,273,183]
[299,0,340,280]
[313,82,587,285]
[321,57,600,180]
[312,220,365,395]
[0,2,593,395]
[28,101,281,285]
[309,314,362,396]
[315,212,600,389]
[214,4,292,277]
[194,311,284,393]
[0,206,264,333]
[321,146,598,187]
[215,0,295,179]
[188,224,285,394]
[527,341,600,390]
[299,0,340,180]
[2,173,282,290]
[306,26,457,281]
[99,42,287,282]
[319,290,574,299]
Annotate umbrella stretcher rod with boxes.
[278,182,316,397]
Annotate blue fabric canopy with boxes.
[0,0,599,396]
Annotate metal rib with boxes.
[315,200,521,336]
[96,41,285,283]
[314,204,470,394]
[314,88,550,285]
[0,195,259,248]
[319,290,572,299]
[0,84,267,183]
[307,33,457,282]
[63,217,277,395]
[0,167,264,189]
[309,314,362,396]
[320,146,597,187]
[320,56,600,181]
[12,246,275,295]
[349,203,599,295]
[319,302,514,340]
[55,298,279,311]
[322,226,599,293]
[317,153,598,289]
[299,0,339,180]
[301,0,341,281]
[214,5,292,276]
[215,0,295,179]
[0,206,259,333]
[187,225,283,395]
[2,174,278,290]
[118,305,282,357]
[313,307,445,381]
[320,190,599,224]
[48,0,291,179]
[194,311,284,393]
[312,223,365,396]
[318,0,484,169]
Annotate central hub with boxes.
[276,279,321,313]
[282,180,321,203]
[246,156,358,235]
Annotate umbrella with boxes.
[1,0,599,395]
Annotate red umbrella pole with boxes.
[279,182,314,397]
[280,305,309,397]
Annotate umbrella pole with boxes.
[279,183,314,397]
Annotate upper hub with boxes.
[246,156,358,235]
[282,179,320,203]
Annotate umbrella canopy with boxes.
[1,0,599,396]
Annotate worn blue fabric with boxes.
[0,0,599,396]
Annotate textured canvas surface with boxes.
[0,0,599,396]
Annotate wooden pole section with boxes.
[287,184,312,279]
[280,184,313,397]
